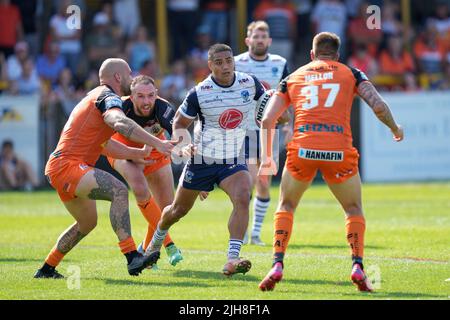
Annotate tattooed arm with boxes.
[357,81,404,142]
[102,139,151,160]
[103,109,174,155]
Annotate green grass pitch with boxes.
[0,182,449,300]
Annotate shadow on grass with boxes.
[283,278,353,287]
[102,278,211,288]
[287,244,383,250]
[340,291,445,299]
[0,257,66,263]
[171,269,261,283]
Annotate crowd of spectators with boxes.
[0,0,449,189]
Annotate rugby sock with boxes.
[272,211,294,264]
[251,197,270,238]
[119,236,137,254]
[138,197,173,250]
[227,239,244,260]
[45,247,65,267]
[149,225,168,252]
[345,215,366,268]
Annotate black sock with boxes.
[352,256,364,270]
[125,250,139,264]
[41,262,55,273]
[165,242,174,248]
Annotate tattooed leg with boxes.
[87,169,132,241]
[56,223,86,254]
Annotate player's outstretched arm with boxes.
[172,110,197,157]
[357,81,404,142]
[103,109,174,155]
[102,139,151,160]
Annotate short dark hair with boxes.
[131,75,156,92]
[312,32,341,57]
[208,43,233,61]
[2,139,13,150]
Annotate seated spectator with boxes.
[347,43,378,78]
[160,59,193,106]
[376,34,417,91]
[126,25,157,73]
[187,25,212,83]
[6,41,30,82]
[50,68,83,116]
[85,12,120,70]
[8,58,40,95]
[413,22,447,90]
[381,1,403,37]
[348,1,382,57]
[36,41,66,87]
[0,139,39,191]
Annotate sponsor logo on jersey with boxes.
[298,124,344,134]
[204,96,223,104]
[163,106,172,119]
[219,109,243,129]
[105,96,122,109]
[79,164,89,170]
[238,78,250,84]
[241,90,250,103]
[201,85,213,91]
[271,67,279,77]
[298,148,343,162]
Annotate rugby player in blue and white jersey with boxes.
[235,21,291,246]
[146,44,266,276]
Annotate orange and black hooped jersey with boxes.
[46,85,124,168]
[276,59,369,150]
[111,96,176,149]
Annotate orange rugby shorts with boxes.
[45,160,93,202]
[286,146,359,184]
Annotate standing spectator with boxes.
[378,35,417,91]
[12,0,38,56]
[201,0,229,43]
[0,53,8,92]
[311,0,347,59]
[85,12,120,70]
[293,0,313,64]
[160,59,192,106]
[0,0,23,58]
[126,25,157,73]
[113,0,141,39]
[0,140,39,191]
[8,58,40,95]
[50,68,82,116]
[413,22,447,90]
[381,1,404,38]
[253,0,297,66]
[6,41,30,82]
[187,25,212,83]
[49,0,82,75]
[36,41,66,88]
[348,1,382,57]
[167,0,200,61]
[427,0,450,35]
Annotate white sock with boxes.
[148,225,168,253]
[227,239,243,260]
[251,197,270,238]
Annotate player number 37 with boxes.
[301,83,340,110]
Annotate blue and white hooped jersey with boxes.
[234,52,289,130]
[179,71,265,161]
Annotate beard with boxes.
[121,80,131,96]
[251,45,269,57]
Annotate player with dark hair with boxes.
[258,32,404,291]
[34,59,175,279]
[145,44,267,276]
[235,20,290,246]
[107,75,183,267]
